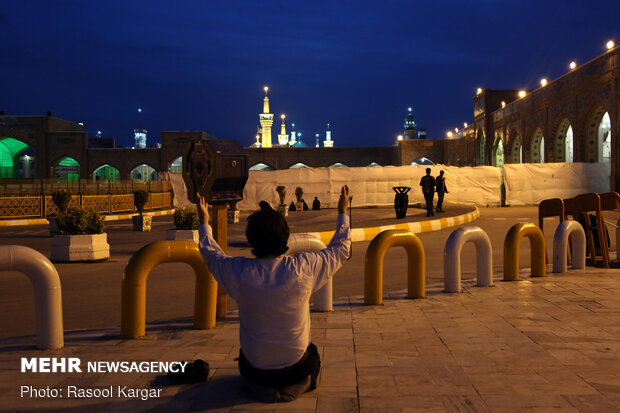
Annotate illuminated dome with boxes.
[290,140,308,148]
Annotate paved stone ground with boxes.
[3,266,620,412]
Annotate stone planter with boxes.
[295,201,304,211]
[277,204,289,217]
[165,229,199,243]
[132,215,152,231]
[50,233,110,262]
[227,209,240,224]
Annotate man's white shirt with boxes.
[198,214,351,369]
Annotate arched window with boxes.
[93,164,120,181]
[54,156,80,181]
[599,112,611,164]
[169,156,182,173]
[492,136,504,167]
[0,137,33,178]
[289,163,310,169]
[367,162,381,167]
[131,164,158,181]
[329,163,348,168]
[584,106,610,163]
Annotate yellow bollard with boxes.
[364,229,425,305]
[121,241,218,339]
[503,223,546,281]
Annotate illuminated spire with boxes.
[263,86,270,113]
[290,123,297,145]
[323,123,333,147]
[259,86,274,148]
[278,114,289,146]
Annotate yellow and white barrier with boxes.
[0,246,64,349]
[443,226,493,293]
[553,220,586,273]
[503,223,546,281]
[364,229,425,305]
[121,241,217,339]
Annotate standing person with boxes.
[419,167,436,217]
[196,186,351,403]
[435,170,448,213]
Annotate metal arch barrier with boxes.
[0,245,64,349]
[444,226,493,293]
[553,220,586,273]
[364,229,424,305]
[287,234,332,312]
[503,223,546,281]
[121,241,218,339]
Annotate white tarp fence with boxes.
[237,165,502,210]
[503,162,611,206]
[163,162,611,210]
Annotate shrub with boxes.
[295,187,303,202]
[276,186,286,205]
[173,207,199,230]
[85,210,105,234]
[133,190,150,215]
[56,207,105,235]
[51,189,72,213]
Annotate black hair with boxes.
[258,200,272,210]
[426,167,431,174]
[246,208,289,258]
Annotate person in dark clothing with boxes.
[289,201,296,212]
[419,168,436,217]
[312,197,321,210]
[435,170,448,212]
[302,199,309,211]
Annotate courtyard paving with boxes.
[1,204,619,412]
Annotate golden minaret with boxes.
[278,114,289,146]
[259,86,274,148]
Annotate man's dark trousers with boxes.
[424,193,434,216]
[436,192,445,212]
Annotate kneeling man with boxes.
[196,186,351,402]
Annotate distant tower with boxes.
[315,134,320,148]
[134,129,147,148]
[277,114,289,146]
[259,86,274,148]
[289,123,297,145]
[323,123,334,147]
[404,107,418,139]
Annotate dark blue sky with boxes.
[3,1,619,148]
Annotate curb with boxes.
[307,207,480,245]
[0,209,176,227]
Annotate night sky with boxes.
[3,1,619,148]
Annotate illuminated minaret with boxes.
[134,129,147,148]
[290,123,297,145]
[403,107,418,139]
[315,134,320,148]
[259,86,274,148]
[277,114,289,146]
[323,123,334,147]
